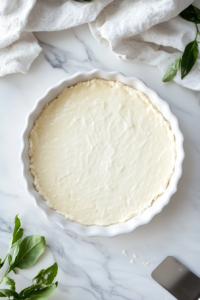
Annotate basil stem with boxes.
[0,215,58,300]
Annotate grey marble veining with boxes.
[38,27,109,75]
[0,24,200,300]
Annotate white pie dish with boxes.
[21,70,184,237]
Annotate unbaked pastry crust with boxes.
[29,79,176,226]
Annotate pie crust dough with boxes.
[29,79,176,226]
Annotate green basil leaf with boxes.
[0,293,5,298]
[0,215,23,270]
[0,255,10,270]
[19,284,42,298]
[24,282,58,300]
[13,215,21,237]
[162,58,181,82]
[0,289,19,298]
[194,6,200,20]
[2,277,15,291]
[11,215,23,248]
[10,235,46,270]
[0,259,3,269]
[181,39,199,79]
[33,263,58,285]
[180,5,200,23]
[10,242,20,268]
[11,228,23,249]
[0,255,8,270]
[0,260,5,269]
[8,254,12,266]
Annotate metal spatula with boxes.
[152,256,200,300]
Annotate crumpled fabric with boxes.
[1,0,200,91]
[0,32,41,76]
[0,0,112,77]
[90,0,200,91]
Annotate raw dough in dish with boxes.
[29,79,176,226]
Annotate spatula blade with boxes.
[152,256,200,300]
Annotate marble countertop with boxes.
[0,24,200,300]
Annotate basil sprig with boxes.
[162,5,200,82]
[0,264,58,300]
[0,215,58,300]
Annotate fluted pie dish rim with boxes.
[21,70,184,237]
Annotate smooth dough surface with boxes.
[29,79,176,226]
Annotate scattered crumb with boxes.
[122,250,127,256]
[133,253,137,258]
[130,260,135,264]
[143,262,150,266]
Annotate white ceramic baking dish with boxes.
[21,70,184,237]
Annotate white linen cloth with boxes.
[1,0,200,91]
